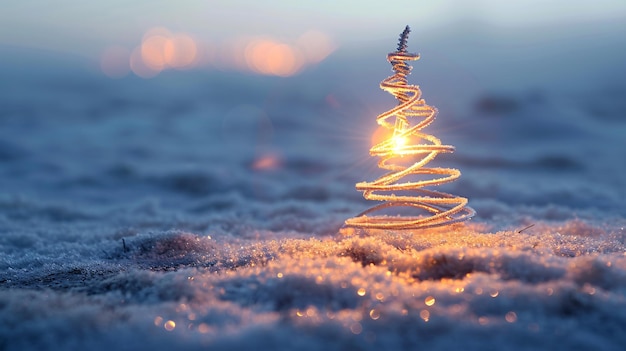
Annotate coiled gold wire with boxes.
[345,26,475,230]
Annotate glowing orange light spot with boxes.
[164,320,176,331]
[420,309,430,322]
[252,155,280,171]
[369,309,380,320]
[244,39,267,72]
[164,34,198,69]
[306,307,316,317]
[100,46,130,78]
[392,134,408,154]
[245,39,302,77]
[371,125,392,147]
[357,288,366,296]
[154,316,163,327]
[424,296,436,306]
[141,35,170,70]
[267,43,298,76]
[209,31,336,76]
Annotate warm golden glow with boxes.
[164,34,198,69]
[141,35,170,71]
[306,307,317,317]
[214,30,334,77]
[392,134,408,154]
[123,27,200,78]
[245,38,302,77]
[105,27,335,79]
[164,320,176,331]
[344,26,475,230]
[252,154,281,171]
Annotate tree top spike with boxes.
[397,25,411,53]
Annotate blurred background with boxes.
[2,0,625,84]
[1,0,625,232]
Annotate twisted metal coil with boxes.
[345,26,475,230]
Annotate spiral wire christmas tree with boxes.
[345,26,475,230]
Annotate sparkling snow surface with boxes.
[1,33,626,350]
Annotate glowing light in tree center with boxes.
[392,134,408,154]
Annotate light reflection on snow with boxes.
[164,320,176,331]
[505,311,517,323]
[2,219,625,348]
[369,309,380,320]
[420,309,430,322]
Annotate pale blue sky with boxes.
[1,0,625,58]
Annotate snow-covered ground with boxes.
[1,24,625,350]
